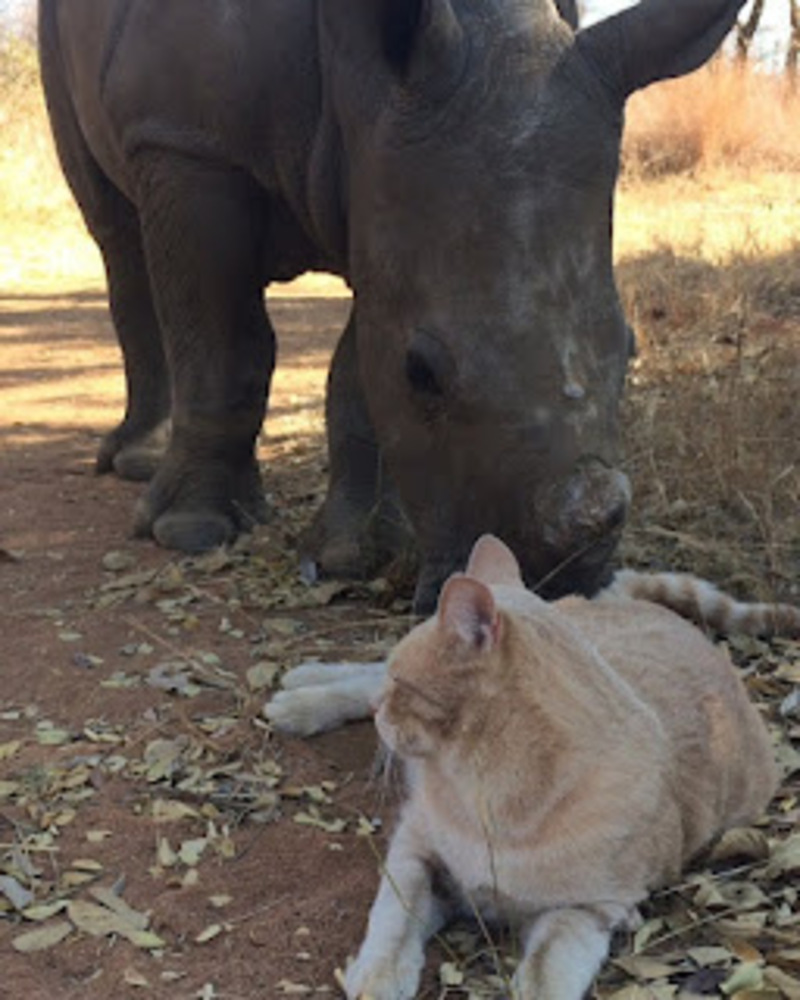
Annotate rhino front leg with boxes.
[93,190,171,482]
[301,311,412,580]
[132,156,272,552]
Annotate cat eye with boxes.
[390,675,447,713]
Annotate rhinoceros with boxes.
[39,0,744,611]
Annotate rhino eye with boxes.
[405,347,444,397]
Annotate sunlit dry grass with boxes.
[616,172,800,262]
[623,59,800,177]
[613,64,800,601]
[0,40,348,298]
[616,240,800,601]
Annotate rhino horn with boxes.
[578,0,746,99]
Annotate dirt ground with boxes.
[0,286,409,1000]
[2,282,800,1000]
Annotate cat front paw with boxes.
[263,687,334,737]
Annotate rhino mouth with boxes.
[530,522,625,600]
[411,463,631,614]
[412,524,624,615]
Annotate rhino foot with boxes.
[304,534,365,580]
[134,457,270,553]
[300,508,375,581]
[301,491,415,583]
[151,511,237,552]
[97,420,171,482]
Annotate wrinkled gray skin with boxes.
[39,0,745,612]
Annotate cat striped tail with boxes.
[606,570,800,638]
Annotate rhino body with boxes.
[39,0,744,610]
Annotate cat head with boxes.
[375,535,531,758]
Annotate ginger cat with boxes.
[267,536,781,1000]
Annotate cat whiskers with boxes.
[369,740,402,806]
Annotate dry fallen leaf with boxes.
[124,929,167,950]
[21,901,67,922]
[438,961,464,987]
[89,886,149,931]
[687,945,734,967]
[710,827,771,864]
[35,724,73,746]
[766,834,800,878]
[102,551,137,572]
[86,829,113,844]
[275,981,313,995]
[122,968,150,988]
[12,920,72,953]
[246,661,280,690]
[614,956,682,981]
[0,780,20,800]
[605,985,670,1000]
[764,965,800,999]
[721,962,765,995]
[67,898,130,937]
[0,739,22,761]
[0,874,34,911]
[195,923,224,944]
[151,798,200,823]
[178,837,208,867]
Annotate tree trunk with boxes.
[735,0,766,61]
[789,0,800,85]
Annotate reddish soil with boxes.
[0,289,405,1000]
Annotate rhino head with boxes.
[328,0,744,610]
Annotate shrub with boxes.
[622,60,800,177]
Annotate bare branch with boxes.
[735,0,766,61]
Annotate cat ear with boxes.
[438,574,500,651]
[465,535,524,588]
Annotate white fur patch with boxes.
[264,661,386,736]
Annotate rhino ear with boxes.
[380,0,466,93]
[465,535,525,589]
[578,0,745,99]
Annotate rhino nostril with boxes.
[405,348,444,396]
[541,464,631,550]
[603,497,627,531]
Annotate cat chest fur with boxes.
[405,763,655,920]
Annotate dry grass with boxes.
[623,59,800,177]
[0,35,104,292]
[617,243,800,601]
[611,64,800,602]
